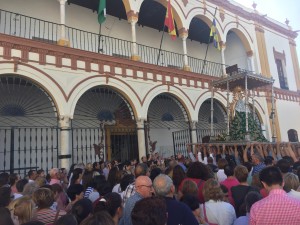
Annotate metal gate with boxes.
[172,129,191,157]
[0,126,59,178]
[106,127,138,162]
[71,127,100,165]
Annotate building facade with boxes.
[0,0,299,175]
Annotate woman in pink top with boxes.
[221,165,239,205]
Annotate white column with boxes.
[220,42,226,76]
[128,15,140,61]
[136,119,146,159]
[210,88,214,137]
[190,121,198,148]
[180,30,190,71]
[57,0,69,46]
[59,116,71,169]
[247,50,255,72]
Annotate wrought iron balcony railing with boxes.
[0,9,255,78]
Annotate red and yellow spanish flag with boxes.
[164,0,176,40]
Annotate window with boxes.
[273,47,288,90]
[275,59,288,90]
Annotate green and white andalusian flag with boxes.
[98,0,106,24]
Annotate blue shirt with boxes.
[252,162,266,176]
[119,192,142,225]
[165,197,199,225]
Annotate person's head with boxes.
[135,175,153,198]
[34,177,47,187]
[234,165,249,183]
[141,156,147,163]
[0,186,12,207]
[283,172,300,192]
[186,162,212,180]
[217,158,228,169]
[94,192,123,221]
[51,183,63,199]
[251,173,263,189]
[107,166,121,188]
[207,157,214,164]
[49,168,61,180]
[131,196,167,225]
[37,169,45,178]
[93,162,100,170]
[220,184,229,202]
[0,207,14,225]
[85,163,93,172]
[224,165,235,177]
[172,165,186,188]
[0,172,9,187]
[276,159,290,174]
[80,211,114,225]
[70,168,83,185]
[245,191,262,213]
[32,188,54,209]
[22,182,39,196]
[120,174,134,192]
[55,214,78,225]
[149,167,162,182]
[8,196,35,224]
[181,180,198,198]
[134,163,149,178]
[202,178,224,202]
[251,153,263,165]
[264,156,274,166]
[71,198,93,224]
[259,166,283,190]
[16,179,28,193]
[28,170,37,181]
[67,184,84,202]
[9,173,20,187]
[180,194,200,223]
[153,174,173,197]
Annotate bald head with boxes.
[153,174,173,197]
[135,176,153,198]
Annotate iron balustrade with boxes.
[0,9,257,78]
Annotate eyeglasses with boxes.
[137,184,153,189]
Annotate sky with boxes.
[233,0,300,64]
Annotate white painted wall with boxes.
[276,100,300,141]
[264,29,297,91]
[225,32,248,69]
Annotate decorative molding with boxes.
[273,47,286,65]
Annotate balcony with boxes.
[0,9,259,78]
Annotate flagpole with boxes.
[98,23,102,53]
[156,25,166,65]
[201,7,218,74]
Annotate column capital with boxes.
[57,0,67,5]
[178,28,189,39]
[127,10,139,23]
[189,121,198,130]
[220,41,226,49]
[247,50,254,57]
[136,118,146,128]
[59,115,71,129]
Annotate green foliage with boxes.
[229,111,268,142]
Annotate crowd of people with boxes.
[1,141,300,225]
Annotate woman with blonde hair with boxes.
[284,172,300,199]
[32,188,66,224]
[200,178,236,225]
[8,196,36,225]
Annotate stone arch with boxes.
[0,63,65,117]
[141,85,194,121]
[68,76,141,120]
[224,27,252,53]
[138,0,184,31]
